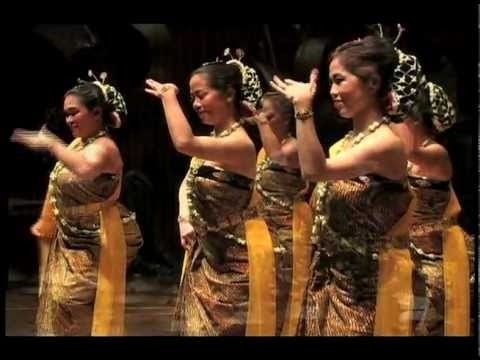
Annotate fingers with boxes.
[145,79,162,96]
[270,75,287,90]
[309,68,319,93]
[10,129,31,144]
[145,79,178,97]
[31,224,42,237]
[144,88,157,96]
[180,225,196,250]
[270,79,287,95]
[145,78,161,88]
[181,234,195,250]
[309,68,319,85]
[180,236,188,249]
[257,112,269,123]
[284,78,299,85]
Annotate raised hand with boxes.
[270,69,319,108]
[145,79,179,99]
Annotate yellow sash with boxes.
[374,249,415,336]
[245,218,277,336]
[281,201,313,336]
[244,148,277,335]
[91,180,126,336]
[443,188,470,336]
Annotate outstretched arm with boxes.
[145,79,256,177]
[10,127,119,180]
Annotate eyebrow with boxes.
[330,73,344,80]
[190,88,208,96]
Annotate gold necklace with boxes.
[342,116,390,149]
[82,130,107,147]
[210,122,242,138]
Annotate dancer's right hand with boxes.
[31,222,43,237]
[145,79,179,99]
[179,219,195,250]
[10,127,57,152]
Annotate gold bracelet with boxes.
[295,109,314,121]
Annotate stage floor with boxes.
[6,275,178,336]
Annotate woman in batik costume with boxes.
[252,92,309,335]
[390,48,471,336]
[145,55,263,335]
[272,35,415,336]
[11,74,143,336]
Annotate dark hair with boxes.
[191,63,243,111]
[329,35,399,112]
[262,92,296,135]
[413,86,439,136]
[64,82,116,127]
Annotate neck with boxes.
[352,108,384,134]
[213,117,237,136]
[81,129,105,142]
[413,127,433,148]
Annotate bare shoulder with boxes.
[418,142,452,180]
[91,136,120,157]
[361,126,407,179]
[231,127,256,156]
[364,125,405,158]
[425,142,450,161]
[85,136,123,173]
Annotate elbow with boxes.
[174,137,194,155]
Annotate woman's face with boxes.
[63,94,102,138]
[329,57,375,119]
[189,73,232,126]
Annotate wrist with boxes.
[47,140,60,154]
[294,108,314,122]
[255,117,269,126]
[293,97,313,109]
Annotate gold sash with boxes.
[443,188,470,336]
[245,218,277,336]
